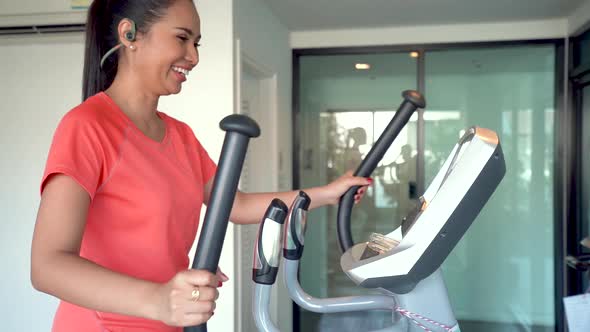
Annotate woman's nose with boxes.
[187,45,199,67]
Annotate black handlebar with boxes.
[336,90,425,253]
[185,114,260,332]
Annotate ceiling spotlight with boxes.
[355,63,371,70]
[410,51,419,58]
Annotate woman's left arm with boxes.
[203,172,372,225]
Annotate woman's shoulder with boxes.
[59,92,128,132]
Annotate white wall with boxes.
[568,0,590,35]
[0,33,84,331]
[234,0,293,330]
[290,18,568,49]
[236,0,292,190]
[0,0,237,330]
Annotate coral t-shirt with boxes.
[40,92,217,332]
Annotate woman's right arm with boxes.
[31,174,219,326]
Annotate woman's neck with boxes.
[105,76,160,127]
[104,75,166,142]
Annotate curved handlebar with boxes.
[337,90,425,252]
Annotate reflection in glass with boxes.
[426,46,555,331]
[295,46,557,331]
[297,53,417,331]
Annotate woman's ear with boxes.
[117,18,137,48]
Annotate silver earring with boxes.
[129,45,135,50]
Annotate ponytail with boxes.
[81,0,179,101]
[82,0,117,101]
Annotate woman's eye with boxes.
[194,43,201,48]
[178,36,188,42]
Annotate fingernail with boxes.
[367,178,373,184]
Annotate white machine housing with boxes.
[341,126,505,293]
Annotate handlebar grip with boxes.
[253,199,289,284]
[283,191,311,260]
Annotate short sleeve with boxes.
[178,122,217,185]
[40,110,105,199]
[193,135,217,185]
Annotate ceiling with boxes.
[261,0,586,31]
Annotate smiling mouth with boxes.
[172,66,190,77]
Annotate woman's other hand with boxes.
[153,269,220,326]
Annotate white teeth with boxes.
[172,66,189,76]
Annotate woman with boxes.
[30,1,371,331]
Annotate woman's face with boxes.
[133,0,201,96]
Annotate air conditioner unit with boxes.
[0,0,87,35]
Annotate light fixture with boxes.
[355,63,371,70]
[410,51,419,58]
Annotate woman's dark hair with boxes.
[82,0,179,100]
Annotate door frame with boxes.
[234,38,285,332]
[564,26,590,303]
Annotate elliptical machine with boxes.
[252,90,506,331]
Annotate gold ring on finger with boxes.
[191,288,200,302]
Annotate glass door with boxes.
[425,45,556,332]
[294,42,560,332]
[296,52,418,331]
